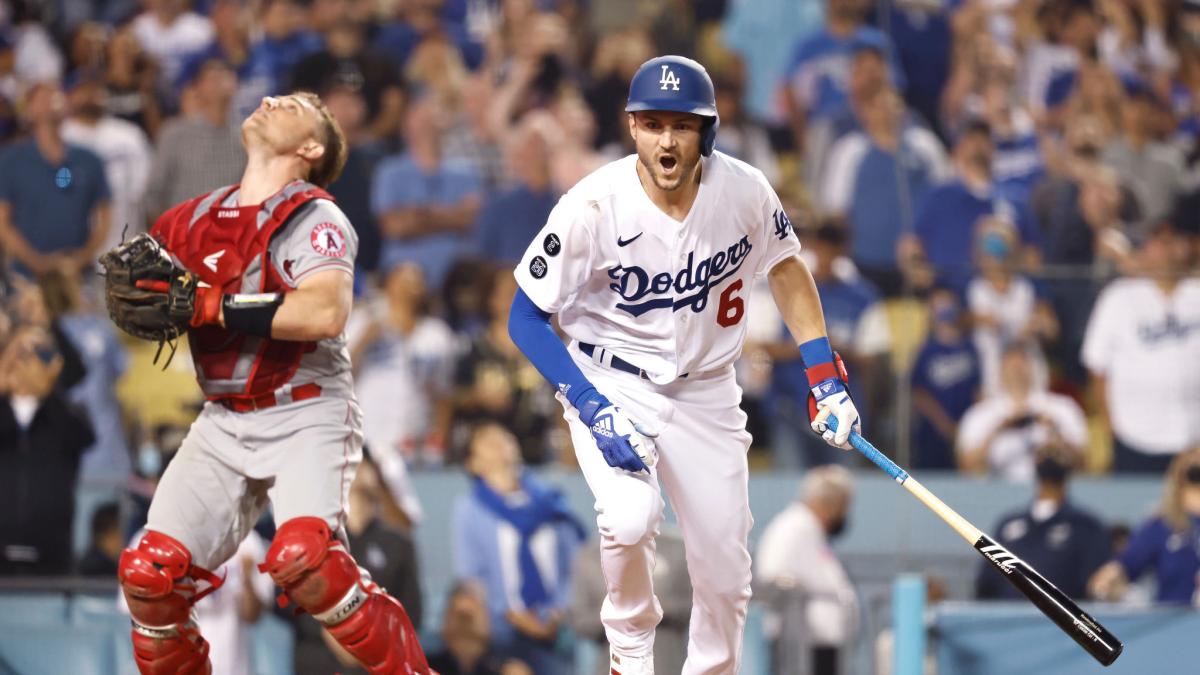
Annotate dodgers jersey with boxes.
[514,152,800,385]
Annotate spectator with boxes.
[453,423,584,675]
[768,223,891,470]
[295,457,424,674]
[372,96,483,290]
[910,287,981,470]
[0,324,95,575]
[143,58,247,221]
[976,443,1111,601]
[427,580,533,675]
[77,502,123,576]
[780,0,900,150]
[1090,447,1200,604]
[877,0,952,139]
[41,269,131,479]
[61,76,154,254]
[179,0,272,121]
[821,84,949,290]
[120,527,273,675]
[1103,80,1186,228]
[348,262,459,470]
[573,527,691,675]
[474,123,558,266]
[903,121,1042,295]
[1082,220,1200,473]
[251,0,324,95]
[957,344,1089,482]
[755,465,858,675]
[103,27,163,137]
[713,69,781,186]
[323,85,386,273]
[453,269,560,465]
[967,216,1057,398]
[0,83,112,276]
[289,19,406,145]
[130,0,216,92]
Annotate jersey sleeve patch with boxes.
[530,255,549,279]
[311,222,348,257]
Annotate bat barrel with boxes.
[975,535,1123,666]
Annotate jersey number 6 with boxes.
[717,279,745,327]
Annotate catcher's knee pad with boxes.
[118,531,221,675]
[261,517,432,674]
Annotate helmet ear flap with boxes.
[700,115,719,157]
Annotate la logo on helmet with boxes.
[660,65,680,91]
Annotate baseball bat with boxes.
[825,416,1124,666]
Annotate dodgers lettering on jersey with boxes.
[514,152,800,384]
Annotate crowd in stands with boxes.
[0,0,1199,670]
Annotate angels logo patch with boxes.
[311,223,347,257]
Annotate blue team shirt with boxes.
[992,132,1045,204]
[909,336,980,469]
[474,184,558,264]
[372,21,484,70]
[913,180,1042,294]
[976,502,1112,601]
[0,140,110,256]
[1116,515,1200,604]
[844,134,942,269]
[883,6,951,105]
[371,153,482,288]
[783,27,904,120]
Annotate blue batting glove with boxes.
[577,391,658,474]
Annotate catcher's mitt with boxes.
[99,234,197,365]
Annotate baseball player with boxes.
[104,93,432,675]
[507,56,862,675]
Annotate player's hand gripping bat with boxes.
[825,415,1123,666]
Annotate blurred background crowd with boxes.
[0,0,1198,671]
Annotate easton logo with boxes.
[979,544,1023,574]
[204,249,225,272]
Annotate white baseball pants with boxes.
[563,347,754,675]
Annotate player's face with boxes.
[629,111,704,192]
[242,95,325,164]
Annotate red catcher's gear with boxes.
[118,531,224,675]
[151,181,332,403]
[260,517,434,675]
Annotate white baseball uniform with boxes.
[514,152,801,674]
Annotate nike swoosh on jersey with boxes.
[617,233,644,247]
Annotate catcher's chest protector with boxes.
[153,181,333,401]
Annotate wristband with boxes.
[799,337,834,368]
[574,386,612,425]
[222,293,284,338]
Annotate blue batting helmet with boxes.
[625,56,721,157]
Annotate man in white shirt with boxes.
[1082,221,1200,472]
[131,0,215,92]
[61,78,153,257]
[755,465,858,675]
[957,344,1089,482]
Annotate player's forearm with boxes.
[214,269,353,341]
[768,254,828,346]
[508,288,606,413]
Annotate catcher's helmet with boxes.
[625,56,720,157]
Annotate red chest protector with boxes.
[152,181,333,402]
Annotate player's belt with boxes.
[578,343,687,380]
[216,382,323,412]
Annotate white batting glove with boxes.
[579,396,659,473]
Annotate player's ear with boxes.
[298,141,326,164]
[627,112,637,142]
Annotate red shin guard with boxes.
[118,531,223,675]
[261,517,433,675]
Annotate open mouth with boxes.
[659,155,677,174]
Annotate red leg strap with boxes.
[117,532,217,675]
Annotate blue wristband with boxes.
[574,387,612,425]
[799,337,834,369]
